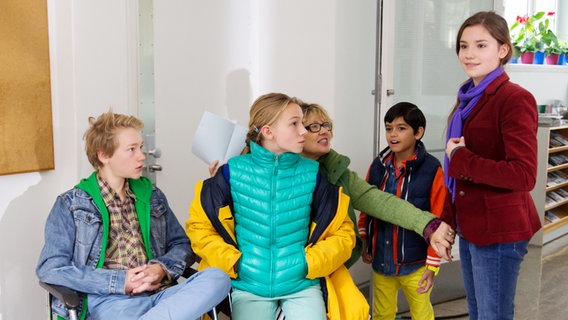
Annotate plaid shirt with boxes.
[98,175,148,270]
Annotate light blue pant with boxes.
[87,267,231,320]
[459,237,529,320]
[231,284,326,320]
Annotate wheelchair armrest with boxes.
[182,263,199,279]
[182,252,200,279]
[39,281,81,310]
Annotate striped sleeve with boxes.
[426,167,447,267]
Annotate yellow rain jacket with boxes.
[187,164,369,319]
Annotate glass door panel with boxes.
[388,0,493,162]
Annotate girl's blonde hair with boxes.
[84,110,144,169]
[242,92,301,154]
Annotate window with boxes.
[503,0,558,32]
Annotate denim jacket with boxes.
[36,173,192,318]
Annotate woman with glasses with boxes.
[300,102,455,267]
[207,102,456,266]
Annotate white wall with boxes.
[150,0,377,294]
[0,0,137,319]
[0,1,376,318]
[0,1,566,319]
[506,65,568,106]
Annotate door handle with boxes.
[148,164,162,172]
[145,148,162,158]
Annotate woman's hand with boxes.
[208,160,220,177]
[429,221,455,262]
[446,136,465,159]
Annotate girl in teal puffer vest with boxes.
[187,93,367,320]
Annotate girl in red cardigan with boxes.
[443,11,541,320]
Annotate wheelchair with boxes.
[39,260,231,320]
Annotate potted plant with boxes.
[510,15,533,63]
[558,41,568,65]
[510,11,555,64]
[519,36,537,64]
[533,40,546,64]
[510,44,522,63]
[545,40,562,65]
[539,14,559,65]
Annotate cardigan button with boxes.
[458,190,465,196]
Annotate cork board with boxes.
[0,0,54,175]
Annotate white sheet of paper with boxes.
[191,111,247,164]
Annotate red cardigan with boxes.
[441,72,542,246]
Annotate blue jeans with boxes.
[459,237,529,320]
[231,284,326,320]
[87,267,231,320]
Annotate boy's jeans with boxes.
[88,267,230,320]
[459,237,529,320]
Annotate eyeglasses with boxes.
[304,122,332,133]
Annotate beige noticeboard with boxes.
[0,0,54,175]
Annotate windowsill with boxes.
[505,63,568,73]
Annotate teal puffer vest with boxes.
[228,142,320,297]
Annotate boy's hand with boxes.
[361,239,373,264]
[125,264,166,295]
[417,268,435,294]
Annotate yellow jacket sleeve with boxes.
[324,265,370,320]
[305,189,355,279]
[186,181,241,278]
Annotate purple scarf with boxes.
[444,66,504,202]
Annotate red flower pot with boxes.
[546,54,560,65]
[520,52,534,64]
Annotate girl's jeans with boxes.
[459,237,529,320]
[230,284,326,320]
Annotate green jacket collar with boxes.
[75,172,154,267]
[318,149,351,184]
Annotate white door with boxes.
[377,0,495,309]
[139,1,378,234]
[139,0,378,289]
[378,0,494,162]
[141,1,254,224]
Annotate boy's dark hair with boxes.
[384,102,426,135]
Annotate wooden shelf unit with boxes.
[537,124,568,244]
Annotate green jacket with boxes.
[317,149,437,268]
[76,172,154,267]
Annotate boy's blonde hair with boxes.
[242,93,301,154]
[84,111,144,169]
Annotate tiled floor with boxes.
[213,235,568,320]
[396,235,568,320]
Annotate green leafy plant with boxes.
[545,40,563,56]
[510,11,556,53]
[558,40,568,56]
